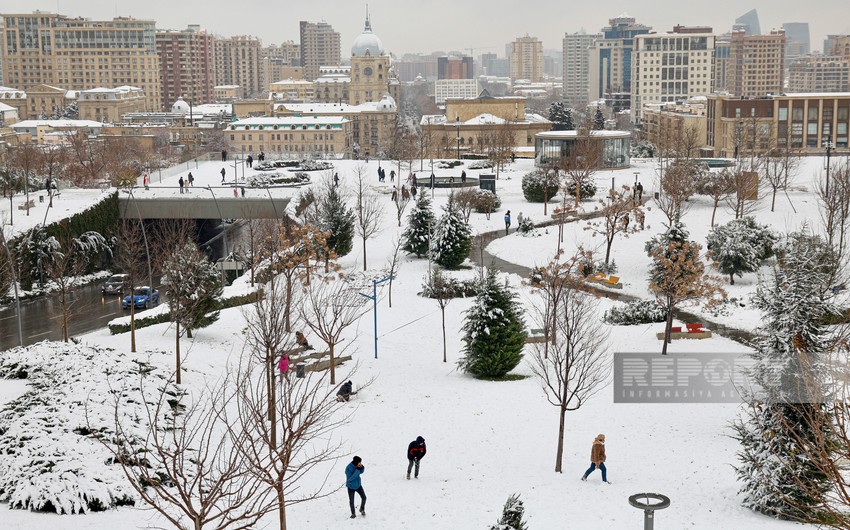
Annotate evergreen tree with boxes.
[706,217,778,285]
[593,107,605,130]
[548,101,570,131]
[430,195,472,269]
[489,493,529,530]
[563,107,575,130]
[319,186,355,257]
[459,268,526,378]
[733,231,837,521]
[402,194,436,258]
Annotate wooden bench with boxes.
[550,208,576,219]
[586,273,623,290]
[656,323,712,340]
[17,199,35,210]
[526,327,548,344]
[287,349,352,374]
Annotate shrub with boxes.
[564,180,598,201]
[245,172,310,187]
[437,160,463,169]
[604,300,666,325]
[419,276,478,299]
[521,170,560,202]
[473,189,502,213]
[468,160,494,170]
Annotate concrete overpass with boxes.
[119,191,291,219]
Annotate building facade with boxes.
[0,12,160,110]
[437,56,473,80]
[226,115,350,157]
[77,86,147,122]
[782,22,811,68]
[299,21,341,81]
[727,30,785,98]
[509,36,544,82]
[562,31,602,109]
[788,55,850,93]
[631,30,715,123]
[435,79,481,105]
[213,35,262,99]
[641,98,708,152]
[155,26,214,111]
[587,14,652,105]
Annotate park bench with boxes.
[550,207,576,219]
[586,273,623,290]
[655,323,712,340]
[526,327,548,344]
[17,199,35,210]
[286,348,352,375]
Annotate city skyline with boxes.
[5,0,848,57]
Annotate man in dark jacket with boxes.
[337,381,356,402]
[406,436,426,479]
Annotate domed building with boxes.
[351,18,383,58]
[349,14,394,106]
[171,96,191,115]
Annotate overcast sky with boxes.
[4,0,849,56]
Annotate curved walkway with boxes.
[470,215,755,346]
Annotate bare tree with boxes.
[761,145,801,212]
[10,144,39,216]
[112,220,150,352]
[529,281,610,473]
[36,145,67,208]
[97,376,272,530]
[656,158,700,223]
[422,269,456,363]
[562,121,601,205]
[726,161,762,220]
[299,278,367,385]
[585,185,642,266]
[229,354,353,530]
[526,253,585,360]
[452,188,478,222]
[385,235,404,308]
[818,161,850,260]
[353,165,384,271]
[696,169,735,227]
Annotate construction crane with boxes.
[465,46,497,58]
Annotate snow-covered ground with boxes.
[0,188,115,241]
[1,155,827,529]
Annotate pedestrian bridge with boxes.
[118,190,291,219]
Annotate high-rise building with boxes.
[437,56,473,80]
[299,21,341,81]
[155,25,214,111]
[562,31,601,109]
[728,29,785,98]
[509,35,544,82]
[830,36,850,61]
[782,22,810,67]
[213,35,262,99]
[0,12,160,110]
[631,28,716,123]
[587,14,652,105]
[734,9,761,36]
[481,53,509,77]
[714,36,732,94]
[788,54,850,93]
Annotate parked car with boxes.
[102,274,129,295]
[122,286,159,309]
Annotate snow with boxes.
[1,154,830,529]
[0,189,116,242]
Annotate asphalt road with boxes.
[0,280,165,351]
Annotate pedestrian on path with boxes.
[345,456,366,518]
[187,172,194,187]
[636,182,644,201]
[220,167,226,184]
[504,210,511,236]
[390,169,395,182]
[221,149,227,161]
[178,176,185,194]
[247,154,253,168]
[461,169,466,183]
[143,173,150,190]
[278,352,289,383]
[406,436,426,479]
[334,172,340,187]
[581,434,610,484]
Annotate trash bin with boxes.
[39,195,44,203]
[654,191,660,200]
[296,364,306,378]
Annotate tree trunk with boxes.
[278,487,287,530]
[555,403,567,473]
[130,294,136,352]
[175,320,182,384]
[362,236,367,271]
[388,280,393,308]
[269,352,277,450]
[662,307,673,356]
[771,187,777,212]
[730,273,735,285]
[441,307,447,363]
[61,290,69,342]
[710,201,719,227]
[187,327,193,339]
[604,237,613,266]
[284,277,292,333]
[329,341,336,385]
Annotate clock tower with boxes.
[349,13,391,105]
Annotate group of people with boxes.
[177,172,195,194]
[377,166,397,183]
[344,435,427,518]
[390,185,412,202]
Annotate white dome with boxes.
[172,96,190,114]
[376,93,397,111]
[351,19,383,57]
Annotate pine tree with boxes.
[593,107,605,130]
[733,231,836,521]
[459,268,526,378]
[430,195,472,269]
[548,101,570,131]
[489,493,529,530]
[706,217,778,285]
[402,194,436,258]
[564,107,575,130]
[319,186,355,257]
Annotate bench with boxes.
[17,199,35,210]
[287,349,352,374]
[526,327,548,344]
[656,323,712,340]
[550,208,576,219]
[585,273,623,290]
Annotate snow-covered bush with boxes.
[245,171,310,187]
[521,169,560,203]
[604,300,666,325]
[0,342,175,514]
[468,160,494,170]
[419,275,478,299]
[298,160,333,171]
[490,493,528,530]
[706,217,778,285]
[630,140,657,158]
[564,179,598,201]
[402,194,436,258]
[473,189,502,214]
[437,160,463,169]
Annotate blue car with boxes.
[122,286,159,309]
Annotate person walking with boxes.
[278,352,289,383]
[460,169,467,183]
[221,149,227,162]
[187,172,194,187]
[411,185,417,200]
[334,172,340,187]
[259,151,265,162]
[406,436,426,480]
[504,210,511,236]
[178,176,185,194]
[142,174,149,190]
[345,456,367,518]
[581,434,610,484]
[390,169,395,182]
[377,165,383,182]
[220,167,226,184]
[240,186,246,197]
[636,181,644,202]
[247,154,253,168]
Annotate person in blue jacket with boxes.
[345,456,366,518]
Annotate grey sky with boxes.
[5,0,850,56]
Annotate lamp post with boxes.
[825,140,835,196]
[456,115,461,161]
[359,275,394,359]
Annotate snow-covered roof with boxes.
[229,116,348,129]
[0,102,16,112]
[271,79,314,85]
[275,99,395,114]
[782,92,850,98]
[11,119,103,128]
[420,112,550,126]
[536,130,630,139]
[315,76,351,84]
[214,85,240,89]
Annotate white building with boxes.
[562,32,601,109]
[435,79,481,105]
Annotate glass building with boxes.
[535,130,631,169]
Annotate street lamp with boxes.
[825,140,835,196]
[456,115,461,161]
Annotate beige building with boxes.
[77,86,147,122]
[641,98,708,152]
[155,26,214,111]
[269,80,316,102]
[562,31,601,109]
[263,59,304,87]
[830,36,850,61]
[631,30,715,123]
[509,35,544,82]
[213,85,241,101]
[9,119,103,145]
[0,12,160,110]
[213,35,263,98]
[706,93,850,157]
[727,29,785,98]
[420,90,551,158]
[226,115,350,157]
[314,75,350,104]
[23,84,73,119]
[0,86,27,120]
[299,21,341,81]
[788,55,850,93]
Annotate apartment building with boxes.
[77,85,146,122]
[727,30,785,98]
[0,12,160,110]
[155,25,214,111]
[226,115,350,157]
[587,14,652,105]
[299,21,341,81]
[509,36,544,82]
[562,31,601,109]
[213,35,262,99]
[788,55,850,93]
